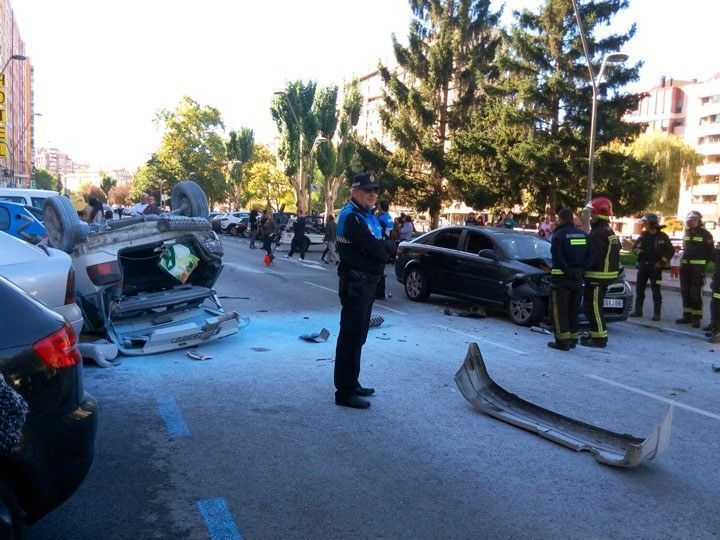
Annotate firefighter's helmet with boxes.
[641,213,660,227]
[584,196,613,217]
[686,210,702,223]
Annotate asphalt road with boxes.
[28,235,720,539]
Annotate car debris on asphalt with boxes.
[530,326,552,335]
[79,340,119,368]
[299,328,330,343]
[712,364,720,372]
[443,306,486,318]
[454,342,672,468]
[187,349,213,361]
[369,315,385,327]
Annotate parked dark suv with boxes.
[0,276,97,536]
[394,226,632,326]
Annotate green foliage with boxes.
[33,168,59,191]
[237,144,294,211]
[629,131,702,215]
[151,96,227,203]
[78,183,107,203]
[107,183,131,206]
[451,0,643,214]
[380,0,501,226]
[226,128,255,183]
[101,176,117,195]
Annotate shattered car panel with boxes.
[454,343,672,468]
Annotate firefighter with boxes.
[676,210,714,328]
[630,213,674,321]
[547,208,591,351]
[705,244,720,343]
[581,197,621,348]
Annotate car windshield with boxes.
[498,234,551,260]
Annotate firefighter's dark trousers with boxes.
[550,279,581,344]
[334,269,380,400]
[711,291,720,330]
[679,262,705,320]
[635,262,663,307]
[584,281,609,340]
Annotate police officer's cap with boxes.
[350,172,380,192]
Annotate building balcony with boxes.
[697,142,720,156]
[690,182,720,196]
[696,123,720,137]
[697,163,720,176]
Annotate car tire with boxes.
[0,479,22,539]
[171,180,209,218]
[302,236,311,252]
[242,227,252,238]
[229,225,238,236]
[507,294,543,326]
[404,268,430,301]
[43,195,88,253]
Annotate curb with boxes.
[625,279,712,298]
[623,317,710,340]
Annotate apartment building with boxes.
[0,0,33,188]
[35,146,77,180]
[626,74,720,223]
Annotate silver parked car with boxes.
[0,231,84,336]
[42,181,245,356]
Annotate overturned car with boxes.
[43,181,243,355]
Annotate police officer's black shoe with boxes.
[580,337,607,348]
[675,316,692,324]
[355,387,375,397]
[547,341,570,351]
[335,395,371,409]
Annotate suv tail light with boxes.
[33,322,81,368]
[87,260,121,286]
[65,268,76,305]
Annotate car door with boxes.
[417,228,463,295]
[456,230,507,305]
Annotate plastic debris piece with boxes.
[530,326,552,335]
[712,364,720,372]
[443,306,486,318]
[376,334,391,340]
[369,315,385,328]
[299,328,330,343]
[187,350,213,361]
[79,341,119,368]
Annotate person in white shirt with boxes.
[128,192,150,216]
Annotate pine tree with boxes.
[380,0,501,227]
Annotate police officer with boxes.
[676,210,714,327]
[334,173,395,409]
[581,197,621,348]
[547,208,591,351]
[630,213,674,321]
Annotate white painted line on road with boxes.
[586,374,720,422]
[302,281,408,314]
[430,324,528,355]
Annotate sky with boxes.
[10,0,719,171]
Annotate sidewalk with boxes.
[623,267,712,297]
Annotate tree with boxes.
[33,168,59,192]
[101,175,117,196]
[78,183,107,203]
[271,81,323,212]
[226,128,255,205]
[241,144,294,211]
[629,131,702,215]
[457,0,642,214]
[152,96,227,205]
[379,0,502,227]
[108,183,131,206]
[315,80,363,218]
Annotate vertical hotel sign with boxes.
[0,70,5,158]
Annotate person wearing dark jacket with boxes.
[334,173,395,409]
[547,208,591,351]
[581,197,621,348]
[676,210,714,327]
[286,209,308,261]
[705,245,720,342]
[630,213,674,321]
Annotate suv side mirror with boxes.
[478,248,497,260]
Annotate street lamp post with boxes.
[572,0,627,228]
[0,54,27,75]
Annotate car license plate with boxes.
[603,298,623,308]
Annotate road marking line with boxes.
[156,395,190,437]
[197,498,243,540]
[430,324,528,355]
[586,374,720,422]
[302,281,408,314]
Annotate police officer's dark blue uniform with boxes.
[547,208,591,351]
[334,173,395,409]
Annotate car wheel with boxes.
[242,227,252,238]
[228,225,238,236]
[0,479,22,539]
[302,236,311,252]
[404,268,430,301]
[507,295,543,326]
[171,180,209,218]
[43,195,87,253]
